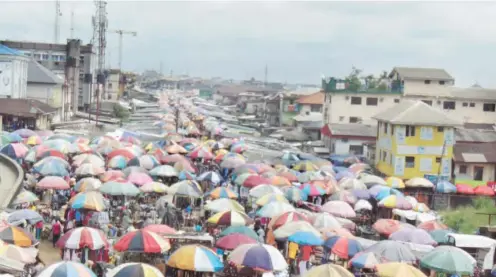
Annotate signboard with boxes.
[441,158,451,176]
[395,126,406,145]
[424,174,449,185]
[394,156,405,176]
[396,145,443,155]
[0,60,12,97]
[444,128,454,146]
[420,127,433,140]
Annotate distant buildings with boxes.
[0,45,29,99]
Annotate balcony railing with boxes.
[322,78,404,94]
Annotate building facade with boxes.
[0,45,29,99]
[373,100,461,180]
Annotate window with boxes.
[381,151,387,162]
[339,116,345,122]
[108,83,113,89]
[462,102,468,107]
[394,99,400,103]
[351,97,362,105]
[383,123,388,134]
[422,100,433,106]
[310,104,322,112]
[459,165,467,174]
[424,80,431,84]
[483,103,496,112]
[349,145,363,155]
[366,97,378,106]
[443,101,456,110]
[439,80,445,85]
[469,103,475,107]
[474,166,484,181]
[42,54,49,60]
[349,117,361,123]
[33,53,41,60]
[406,125,416,137]
[405,156,415,168]
[435,157,441,164]
[437,127,444,132]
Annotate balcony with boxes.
[322,78,403,94]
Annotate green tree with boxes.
[113,104,130,121]
[345,66,363,91]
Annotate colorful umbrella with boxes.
[205,187,238,199]
[269,211,310,230]
[207,210,253,226]
[107,263,164,277]
[284,187,308,202]
[420,245,475,276]
[26,135,42,146]
[165,143,187,154]
[220,157,246,169]
[436,181,457,193]
[378,195,412,210]
[168,180,202,197]
[456,184,475,194]
[241,175,271,188]
[0,243,36,264]
[322,201,356,218]
[68,143,92,154]
[413,203,430,212]
[359,173,387,186]
[37,149,67,161]
[372,219,415,236]
[178,170,196,180]
[197,171,222,184]
[8,209,42,224]
[127,155,160,170]
[101,170,125,182]
[127,172,153,186]
[323,236,363,259]
[33,159,69,177]
[188,147,214,160]
[385,177,405,189]
[75,177,102,192]
[161,154,188,164]
[149,165,178,177]
[219,226,259,241]
[474,185,495,196]
[0,225,36,247]
[305,264,353,277]
[330,191,358,205]
[99,180,140,196]
[338,177,367,190]
[389,228,437,245]
[370,185,404,201]
[215,233,257,250]
[277,171,298,182]
[70,191,106,211]
[56,227,109,250]
[349,252,380,269]
[167,244,223,272]
[249,185,283,198]
[37,261,96,277]
[405,177,434,188]
[418,220,449,231]
[257,201,295,218]
[1,143,28,159]
[37,176,70,190]
[142,224,176,235]
[313,213,342,230]
[12,128,36,138]
[256,193,289,206]
[273,221,320,239]
[429,230,452,244]
[230,143,248,154]
[288,231,323,246]
[362,240,416,263]
[73,154,105,168]
[12,190,39,205]
[205,198,244,213]
[108,155,128,169]
[114,230,170,253]
[292,160,318,171]
[376,262,427,277]
[75,163,105,176]
[140,182,168,193]
[300,183,326,196]
[228,243,287,272]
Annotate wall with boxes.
[0,56,28,99]
[454,163,495,182]
[402,79,452,97]
[35,114,49,130]
[106,73,120,100]
[328,138,370,156]
[26,83,63,108]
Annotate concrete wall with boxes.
[0,56,28,99]
[0,153,23,210]
[323,136,370,156]
[106,73,120,100]
[454,163,495,182]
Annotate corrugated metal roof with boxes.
[328,124,376,138]
[449,87,496,101]
[297,92,324,105]
[461,153,487,163]
[455,129,496,143]
[454,142,496,163]
[0,44,22,56]
[27,59,63,84]
[373,100,462,127]
[391,67,454,81]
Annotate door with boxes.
[474,166,484,181]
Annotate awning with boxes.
[321,124,331,137]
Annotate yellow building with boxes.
[373,100,462,180]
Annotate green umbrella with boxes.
[420,246,476,275]
[429,230,451,244]
[219,226,260,242]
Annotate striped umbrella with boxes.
[149,165,178,177]
[207,210,253,226]
[300,183,326,196]
[12,190,39,205]
[26,135,42,146]
[205,187,238,199]
[385,176,405,189]
[349,252,380,269]
[188,147,214,160]
[219,226,259,241]
[72,153,105,168]
[167,244,223,272]
[1,143,28,159]
[268,211,310,230]
[205,198,244,213]
[75,163,105,176]
[257,201,295,218]
[284,187,308,202]
[143,224,176,235]
[178,170,196,180]
[56,227,109,250]
[114,230,170,253]
[197,171,222,184]
[0,225,36,247]
[108,155,128,169]
[99,181,140,196]
[75,177,102,192]
[37,261,96,277]
[37,176,70,190]
[228,243,287,272]
[292,160,318,171]
[101,170,125,182]
[249,185,283,198]
[70,191,106,211]
[256,193,289,206]
[127,155,160,170]
[215,233,257,250]
[33,159,69,177]
[140,182,168,194]
[269,176,291,187]
[168,180,202,197]
[107,263,164,277]
[323,236,363,259]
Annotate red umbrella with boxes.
[215,233,257,250]
[242,175,271,188]
[149,149,168,164]
[143,224,177,235]
[37,150,66,160]
[127,172,153,186]
[417,220,449,231]
[107,149,136,160]
[269,211,309,230]
[101,170,125,182]
[474,186,495,196]
[162,154,188,164]
[277,171,298,182]
[372,219,415,236]
[456,184,475,195]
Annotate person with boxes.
[52,220,62,247]
[298,245,313,276]
[287,241,298,274]
[257,227,265,243]
[35,220,43,240]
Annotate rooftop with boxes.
[373,100,463,127]
[27,59,63,84]
[453,142,496,163]
[448,87,496,101]
[390,67,454,81]
[321,123,376,138]
[0,39,93,53]
[293,112,322,122]
[297,91,324,105]
[0,99,57,117]
[455,128,496,143]
[0,44,22,56]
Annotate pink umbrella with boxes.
[162,154,188,164]
[101,170,124,182]
[127,172,153,186]
[37,176,70,190]
[322,200,356,218]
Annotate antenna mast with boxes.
[70,8,74,38]
[264,64,268,87]
[54,0,62,43]
[93,0,108,125]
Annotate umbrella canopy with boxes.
[284,187,308,202]
[418,220,449,231]
[378,195,412,210]
[114,230,170,253]
[73,154,105,168]
[8,209,42,224]
[205,187,238,199]
[37,261,96,277]
[362,240,416,263]
[359,174,387,186]
[405,177,434,188]
[197,171,222,184]
[313,213,342,230]
[436,181,457,193]
[178,170,196,180]
[75,177,102,192]
[228,243,287,272]
[140,182,168,194]
[12,190,39,205]
[349,252,380,269]
[1,143,28,159]
[330,191,358,205]
[300,183,326,196]
[149,165,178,177]
[99,181,140,196]
[205,198,244,213]
[101,170,125,182]
[474,185,495,196]
[273,221,320,239]
[13,128,36,138]
[324,236,363,259]
[219,226,259,241]
[167,244,223,272]
[241,175,271,188]
[107,263,164,277]
[215,233,257,250]
[456,184,475,195]
[142,224,176,235]
[70,191,106,211]
[220,157,246,169]
[127,172,153,186]
[288,231,323,246]
[56,227,109,250]
[385,177,405,189]
[33,159,69,176]
[168,180,202,197]
[376,262,427,277]
[268,211,310,230]
[304,264,353,277]
[257,201,295,218]
[207,210,253,226]
[389,228,437,246]
[37,176,70,190]
[370,185,404,201]
[0,243,37,264]
[292,160,318,171]
[75,163,105,176]
[256,193,289,206]
[127,155,160,170]
[322,201,356,218]
[108,155,128,169]
[338,177,367,190]
[107,148,137,160]
[354,199,373,211]
[372,219,415,236]
[420,245,475,275]
[0,225,36,247]
[429,230,452,244]
[249,185,283,198]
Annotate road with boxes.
[0,154,23,210]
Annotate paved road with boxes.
[0,154,23,210]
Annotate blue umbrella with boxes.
[436,181,457,193]
[336,170,355,180]
[8,209,43,224]
[178,170,197,180]
[352,189,371,200]
[288,231,324,246]
[33,159,69,177]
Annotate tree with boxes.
[345,66,363,91]
[113,104,130,122]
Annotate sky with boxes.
[2,1,496,86]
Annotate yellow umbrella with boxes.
[256,193,289,206]
[292,161,318,171]
[26,136,41,146]
[413,203,430,212]
[385,177,405,189]
[303,263,353,277]
[376,262,427,277]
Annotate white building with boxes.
[321,123,376,156]
[106,70,121,100]
[0,45,28,99]
[322,67,496,126]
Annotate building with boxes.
[453,142,496,183]
[0,45,29,99]
[0,98,57,131]
[373,100,462,180]
[26,59,67,122]
[106,69,122,100]
[0,39,95,111]
[321,123,376,156]
[296,91,324,114]
[293,111,323,140]
[322,67,496,126]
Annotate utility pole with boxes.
[109,29,137,71]
[264,64,268,87]
[54,0,62,44]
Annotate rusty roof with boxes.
[297,92,324,105]
[0,99,57,118]
[453,142,496,163]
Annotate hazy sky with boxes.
[2,1,496,86]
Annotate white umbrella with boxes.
[168,180,202,197]
[205,198,244,213]
[273,221,320,239]
[313,213,342,230]
[359,174,387,186]
[405,177,434,188]
[338,178,366,190]
[354,199,373,211]
[249,185,283,198]
[149,165,178,177]
[256,202,295,218]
